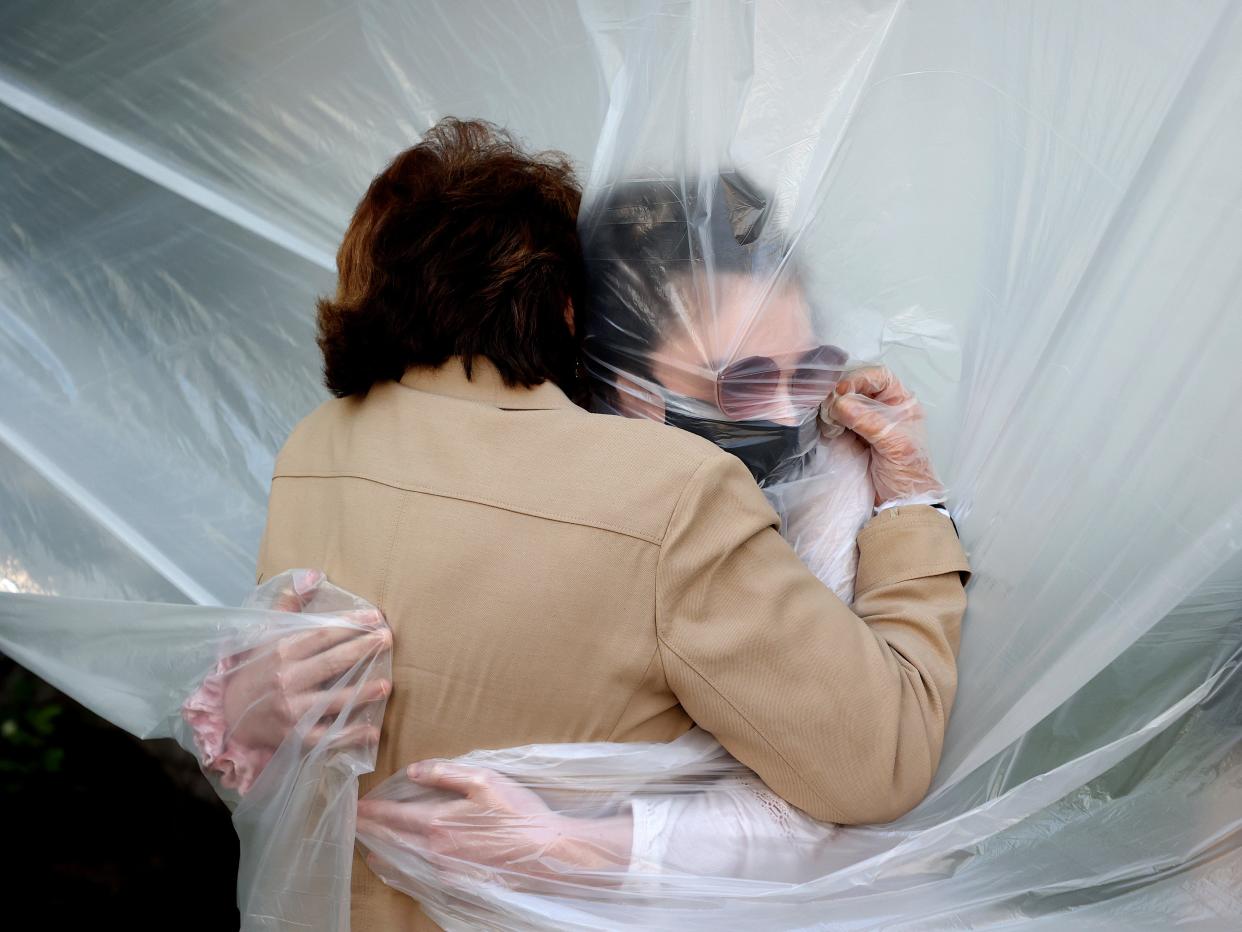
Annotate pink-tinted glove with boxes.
[820,366,945,507]
[181,569,392,794]
[181,651,275,794]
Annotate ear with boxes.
[611,372,666,422]
[564,298,576,336]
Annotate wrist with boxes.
[548,812,634,885]
[874,491,948,513]
[870,498,959,540]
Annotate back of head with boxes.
[578,173,777,389]
[317,118,586,398]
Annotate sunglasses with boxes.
[713,344,849,419]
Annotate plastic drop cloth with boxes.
[1,0,1241,928]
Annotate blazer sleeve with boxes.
[655,452,971,825]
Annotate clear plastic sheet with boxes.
[356,649,1242,930]
[0,571,393,929]
[3,570,1236,930]
[2,0,1241,928]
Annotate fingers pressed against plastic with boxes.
[267,568,326,614]
[304,719,380,750]
[276,626,361,663]
[835,366,910,405]
[358,798,440,834]
[286,630,391,691]
[407,760,493,797]
[280,614,388,664]
[293,680,390,721]
[343,608,387,628]
[829,395,886,436]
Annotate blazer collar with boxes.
[397,356,579,411]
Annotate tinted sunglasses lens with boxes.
[791,345,848,397]
[717,356,779,416]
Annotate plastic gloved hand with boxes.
[357,760,633,888]
[181,569,392,793]
[225,570,392,749]
[820,366,945,507]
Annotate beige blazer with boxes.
[256,356,970,931]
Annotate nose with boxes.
[769,371,810,426]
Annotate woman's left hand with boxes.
[356,760,632,885]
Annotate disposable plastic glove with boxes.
[181,569,392,793]
[820,366,945,507]
[358,760,633,888]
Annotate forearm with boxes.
[627,777,848,883]
[557,781,841,886]
[830,504,969,821]
[551,810,635,885]
[660,453,970,826]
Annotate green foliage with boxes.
[0,666,67,793]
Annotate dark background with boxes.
[1,656,239,929]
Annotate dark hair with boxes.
[579,172,777,386]
[316,118,587,397]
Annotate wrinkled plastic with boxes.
[355,648,1242,930]
[3,570,1239,930]
[0,570,392,929]
[180,569,392,795]
[2,0,1242,928]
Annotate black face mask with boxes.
[664,408,818,487]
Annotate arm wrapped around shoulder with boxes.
[656,452,970,825]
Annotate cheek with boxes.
[617,384,665,422]
[651,349,717,404]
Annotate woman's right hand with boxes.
[222,570,392,752]
[821,366,945,507]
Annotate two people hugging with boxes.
[182,117,970,930]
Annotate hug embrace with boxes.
[184,117,970,930]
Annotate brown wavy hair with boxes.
[316,118,586,398]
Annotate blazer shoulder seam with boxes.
[656,451,717,546]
